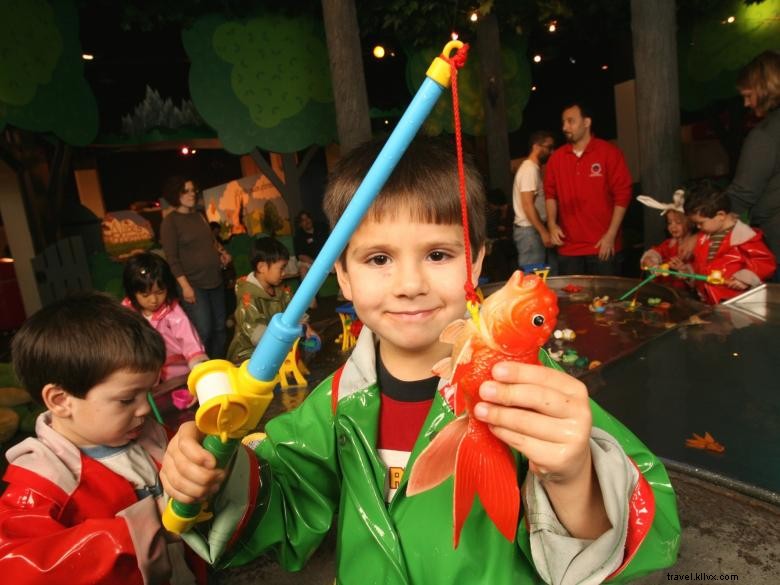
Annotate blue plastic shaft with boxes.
[247,76,448,381]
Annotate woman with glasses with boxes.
[160,176,229,358]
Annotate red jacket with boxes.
[640,236,696,290]
[544,137,633,256]
[686,220,776,304]
[0,414,206,585]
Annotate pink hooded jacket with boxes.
[122,298,207,381]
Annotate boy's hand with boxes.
[474,362,592,485]
[160,421,226,503]
[475,362,610,539]
[725,277,749,291]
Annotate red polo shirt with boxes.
[544,137,632,256]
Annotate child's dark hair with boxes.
[683,181,730,218]
[123,252,178,310]
[12,292,166,403]
[251,237,290,269]
[323,135,486,256]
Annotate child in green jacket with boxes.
[226,236,316,364]
[161,137,680,584]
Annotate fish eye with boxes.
[532,314,545,327]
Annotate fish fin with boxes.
[432,357,453,378]
[451,339,474,415]
[406,417,468,496]
[453,421,519,547]
[440,319,467,344]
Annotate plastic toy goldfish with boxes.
[407,270,559,547]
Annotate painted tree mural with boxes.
[0,0,97,145]
[0,0,99,252]
[184,12,336,155]
[183,11,337,220]
[679,0,779,112]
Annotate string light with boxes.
[601,64,609,71]
[373,45,385,59]
[180,146,190,155]
[451,31,459,40]
[726,15,735,23]
[82,53,94,60]
[469,12,478,22]
[533,54,542,63]
[531,85,537,91]
[548,21,557,33]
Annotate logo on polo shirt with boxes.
[590,163,603,177]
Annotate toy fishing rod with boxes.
[163,40,468,534]
[617,264,725,303]
[646,264,725,284]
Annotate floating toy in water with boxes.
[562,283,583,293]
[626,297,641,312]
[552,328,576,341]
[547,349,563,361]
[685,315,711,326]
[561,349,579,364]
[685,431,725,453]
[589,296,609,313]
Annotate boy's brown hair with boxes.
[323,136,486,258]
[683,181,730,219]
[12,292,166,403]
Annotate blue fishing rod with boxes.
[164,40,467,533]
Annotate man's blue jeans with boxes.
[513,225,558,275]
[180,285,227,359]
[513,225,545,266]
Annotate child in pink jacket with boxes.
[122,252,207,399]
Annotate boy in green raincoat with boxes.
[161,137,680,584]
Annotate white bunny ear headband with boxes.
[636,189,686,215]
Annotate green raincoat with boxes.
[186,330,680,585]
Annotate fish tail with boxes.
[453,419,520,547]
[406,416,468,496]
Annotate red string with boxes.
[445,44,479,305]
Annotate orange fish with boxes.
[685,432,725,453]
[406,270,559,547]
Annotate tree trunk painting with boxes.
[476,12,513,199]
[631,0,683,246]
[321,0,372,154]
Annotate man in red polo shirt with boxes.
[544,102,632,275]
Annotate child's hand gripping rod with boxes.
[163,40,467,534]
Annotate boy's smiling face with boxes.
[336,214,483,376]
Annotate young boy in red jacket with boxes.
[672,182,776,303]
[0,293,206,584]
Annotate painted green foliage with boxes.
[679,0,780,111]
[183,12,337,154]
[0,0,97,145]
[405,36,531,136]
